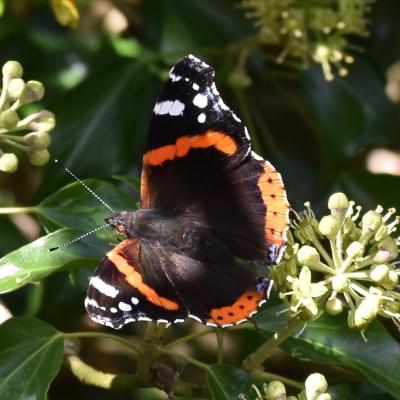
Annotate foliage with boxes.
[1,0,400,399]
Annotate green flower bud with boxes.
[346,241,364,258]
[305,373,328,400]
[374,237,398,262]
[25,131,51,150]
[30,110,56,131]
[383,300,400,314]
[328,192,349,219]
[29,149,50,167]
[319,215,340,237]
[382,270,399,290]
[0,153,18,173]
[325,298,343,315]
[0,109,19,129]
[20,80,45,104]
[2,60,23,79]
[331,275,348,292]
[354,294,380,328]
[361,211,383,235]
[7,78,26,99]
[369,264,389,283]
[297,245,320,266]
[266,380,286,399]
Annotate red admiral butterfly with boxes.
[85,55,290,329]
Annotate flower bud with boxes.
[382,270,399,290]
[331,275,348,292]
[25,131,51,150]
[297,245,320,266]
[346,241,364,258]
[374,237,398,262]
[361,211,383,235]
[328,192,349,219]
[369,264,389,283]
[319,215,340,237]
[383,300,400,314]
[20,80,45,104]
[2,60,23,79]
[30,110,56,131]
[7,78,26,99]
[266,380,286,399]
[305,373,328,400]
[0,153,18,173]
[316,394,332,400]
[29,149,50,166]
[325,298,343,315]
[354,294,380,329]
[0,109,19,129]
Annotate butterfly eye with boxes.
[117,225,126,234]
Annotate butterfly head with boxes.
[105,211,136,236]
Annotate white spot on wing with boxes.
[131,297,139,305]
[193,93,208,109]
[244,127,251,140]
[192,83,200,91]
[169,71,182,82]
[0,263,20,279]
[110,307,118,313]
[197,113,206,123]
[173,318,185,323]
[154,100,185,116]
[251,151,264,161]
[118,301,132,312]
[188,314,202,323]
[138,316,152,322]
[89,276,119,298]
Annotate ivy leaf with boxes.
[206,364,256,400]
[0,317,64,400]
[255,307,400,399]
[37,179,135,232]
[0,228,104,294]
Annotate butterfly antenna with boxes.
[54,158,115,213]
[49,223,111,252]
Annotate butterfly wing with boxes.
[85,237,269,328]
[141,55,289,262]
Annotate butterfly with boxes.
[85,54,290,329]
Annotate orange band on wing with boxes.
[143,130,238,166]
[208,290,263,325]
[257,161,290,246]
[107,241,179,311]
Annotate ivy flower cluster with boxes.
[239,373,331,400]
[0,60,55,173]
[240,0,373,80]
[272,193,400,332]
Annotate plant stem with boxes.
[165,328,214,349]
[216,328,224,364]
[62,331,142,353]
[161,348,209,370]
[0,206,38,214]
[251,369,303,390]
[243,316,303,371]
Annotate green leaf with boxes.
[255,308,400,399]
[304,60,400,186]
[37,179,135,232]
[0,317,64,400]
[206,364,256,400]
[339,172,400,210]
[0,228,104,294]
[39,53,161,195]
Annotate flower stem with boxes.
[0,206,38,214]
[251,369,303,390]
[243,316,303,371]
[62,331,142,352]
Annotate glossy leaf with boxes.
[0,229,105,294]
[37,179,135,232]
[206,364,256,400]
[255,307,400,399]
[0,317,64,400]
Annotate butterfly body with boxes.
[85,55,290,329]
